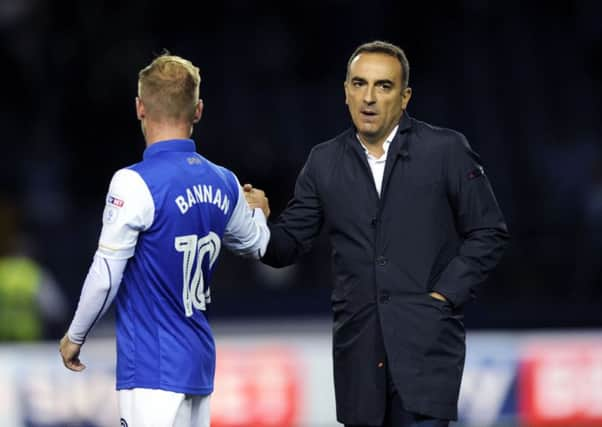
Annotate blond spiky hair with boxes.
[138,53,201,122]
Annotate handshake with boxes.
[243,184,270,218]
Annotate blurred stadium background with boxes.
[0,0,601,426]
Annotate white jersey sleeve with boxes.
[222,176,270,259]
[67,168,154,343]
[97,168,155,259]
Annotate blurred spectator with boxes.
[0,197,67,341]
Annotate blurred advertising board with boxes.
[0,325,600,427]
[211,346,301,427]
[518,340,602,427]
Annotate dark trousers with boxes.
[345,365,450,427]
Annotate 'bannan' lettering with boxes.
[175,184,230,215]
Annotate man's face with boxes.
[344,52,411,144]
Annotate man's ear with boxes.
[136,97,145,120]
[401,87,412,110]
[192,99,203,123]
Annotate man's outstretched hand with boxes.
[59,334,86,372]
[243,184,271,219]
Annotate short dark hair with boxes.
[346,40,410,88]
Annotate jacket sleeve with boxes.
[261,149,324,267]
[432,134,510,307]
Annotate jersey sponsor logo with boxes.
[107,195,125,207]
[175,232,221,316]
[174,184,230,215]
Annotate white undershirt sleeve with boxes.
[67,168,154,343]
[67,255,127,344]
[222,176,270,259]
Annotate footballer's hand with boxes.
[243,184,271,218]
[59,334,86,372]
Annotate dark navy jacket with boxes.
[262,113,509,423]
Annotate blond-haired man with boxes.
[59,54,270,427]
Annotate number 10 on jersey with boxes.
[174,232,221,317]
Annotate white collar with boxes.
[357,124,399,160]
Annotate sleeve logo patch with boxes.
[467,166,484,180]
[103,206,118,224]
[107,195,125,207]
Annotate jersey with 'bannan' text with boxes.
[98,139,242,395]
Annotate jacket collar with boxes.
[396,111,412,134]
[143,139,196,160]
[394,111,412,158]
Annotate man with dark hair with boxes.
[59,54,270,427]
[245,40,509,427]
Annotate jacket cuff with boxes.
[432,285,472,308]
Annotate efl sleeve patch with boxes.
[467,166,484,180]
[107,195,125,207]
